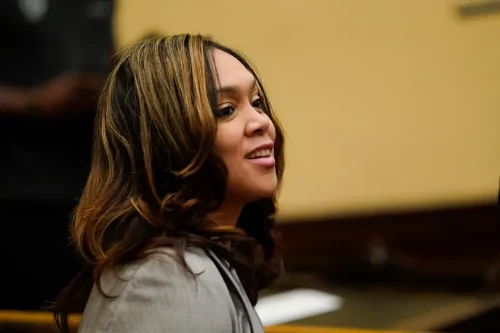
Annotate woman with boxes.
[53,34,285,333]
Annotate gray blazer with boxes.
[78,247,264,333]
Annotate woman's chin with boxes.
[250,182,279,201]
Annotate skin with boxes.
[0,73,105,116]
[209,49,277,226]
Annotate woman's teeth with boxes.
[247,148,272,159]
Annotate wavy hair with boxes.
[53,34,285,332]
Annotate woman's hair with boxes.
[53,34,285,332]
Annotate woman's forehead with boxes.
[212,49,256,91]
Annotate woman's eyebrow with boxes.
[216,79,257,96]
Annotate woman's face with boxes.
[213,49,277,205]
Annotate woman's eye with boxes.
[251,98,263,109]
[216,105,236,118]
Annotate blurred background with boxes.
[0,0,499,332]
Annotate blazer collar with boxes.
[206,249,264,333]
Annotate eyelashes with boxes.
[251,97,263,110]
[214,97,264,119]
[215,105,236,118]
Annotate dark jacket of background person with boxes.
[0,0,114,310]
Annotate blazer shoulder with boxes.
[79,247,235,333]
[94,247,224,299]
[96,247,218,295]
[145,247,215,276]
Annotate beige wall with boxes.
[115,0,500,220]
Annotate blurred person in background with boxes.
[53,34,285,333]
[0,0,114,310]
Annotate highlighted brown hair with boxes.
[53,34,285,332]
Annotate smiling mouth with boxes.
[245,148,273,159]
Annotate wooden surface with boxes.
[266,326,420,333]
[279,201,499,289]
[0,311,422,333]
